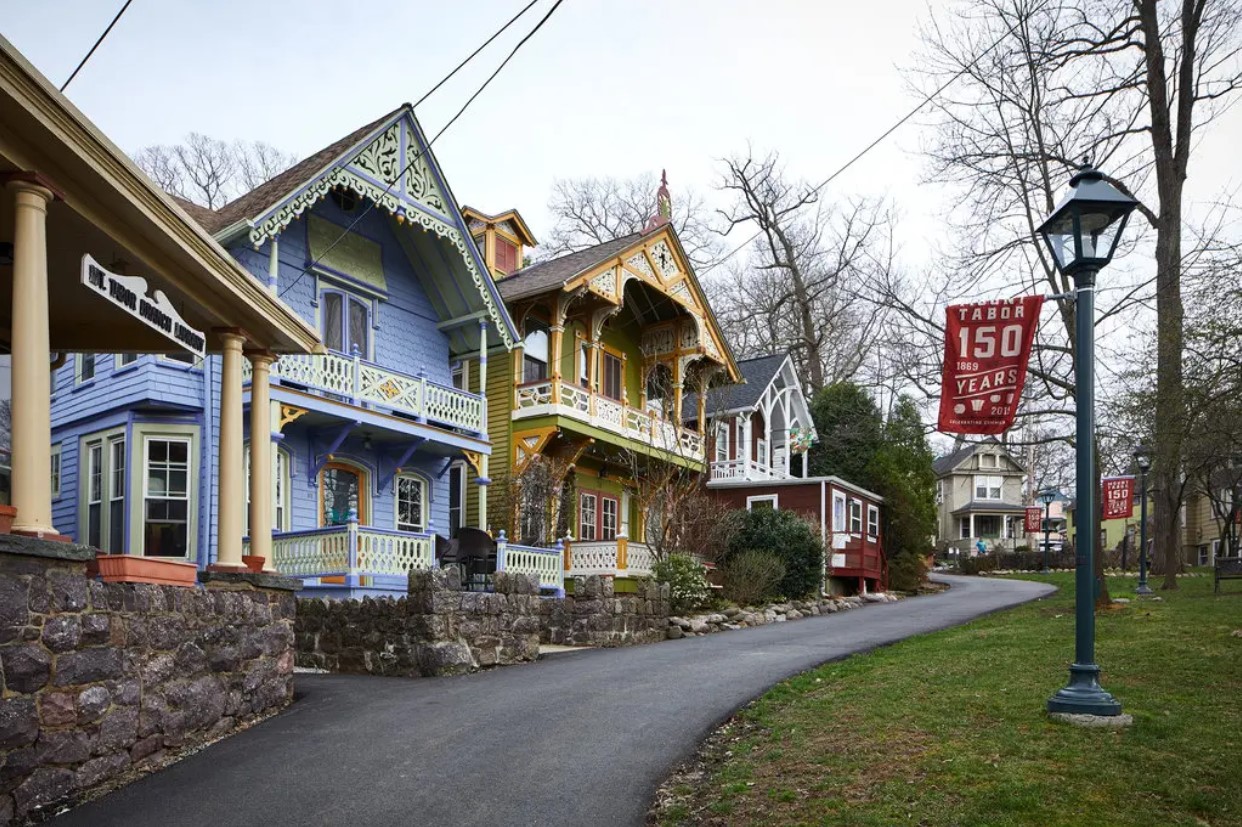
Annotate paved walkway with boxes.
[55,575,1053,827]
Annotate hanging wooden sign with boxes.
[1102,476,1135,520]
[81,255,206,358]
[937,296,1044,435]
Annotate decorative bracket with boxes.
[278,404,308,432]
[462,450,485,478]
[308,420,358,485]
[378,437,426,492]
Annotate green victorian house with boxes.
[457,188,740,581]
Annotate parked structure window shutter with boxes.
[602,354,623,401]
[495,238,518,273]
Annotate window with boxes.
[601,497,618,540]
[522,322,549,383]
[578,341,591,388]
[451,362,466,390]
[974,475,1003,501]
[50,446,61,499]
[867,504,880,538]
[1198,544,1209,566]
[473,235,486,259]
[756,436,768,466]
[82,434,125,552]
[495,237,518,274]
[116,354,140,369]
[320,463,365,526]
[245,448,291,534]
[979,454,997,468]
[396,474,426,533]
[76,354,97,384]
[161,352,196,365]
[321,290,371,356]
[833,492,847,532]
[448,462,466,538]
[849,499,863,534]
[144,437,189,557]
[714,422,729,463]
[960,517,972,539]
[579,493,598,541]
[747,495,778,511]
[601,353,623,401]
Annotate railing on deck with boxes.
[708,457,790,482]
[495,531,565,597]
[244,351,485,433]
[565,538,654,577]
[514,379,704,460]
[245,518,435,582]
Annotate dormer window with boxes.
[495,237,518,274]
[979,453,997,468]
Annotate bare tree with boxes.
[714,148,892,392]
[542,172,722,269]
[132,134,297,209]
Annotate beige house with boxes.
[933,440,1029,554]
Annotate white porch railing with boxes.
[709,457,789,482]
[244,351,485,433]
[495,531,565,597]
[245,521,435,581]
[514,380,705,460]
[565,538,655,577]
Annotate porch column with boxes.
[672,358,684,424]
[212,331,247,570]
[801,450,808,478]
[741,416,752,474]
[6,178,57,536]
[549,324,563,404]
[783,393,793,477]
[247,351,276,571]
[477,454,489,531]
[969,513,976,542]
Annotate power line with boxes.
[700,26,1016,277]
[60,0,134,92]
[279,0,563,300]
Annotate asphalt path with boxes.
[55,574,1053,827]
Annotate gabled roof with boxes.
[932,438,1025,477]
[498,233,642,301]
[683,352,790,415]
[461,205,537,247]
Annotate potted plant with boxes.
[242,555,266,573]
[96,555,198,587]
[0,504,17,534]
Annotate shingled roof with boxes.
[166,109,397,236]
[682,353,790,417]
[496,233,643,301]
[932,443,980,477]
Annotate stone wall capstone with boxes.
[0,538,297,825]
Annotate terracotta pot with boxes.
[96,555,198,588]
[241,555,266,574]
[0,505,16,535]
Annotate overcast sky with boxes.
[7,0,1240,275]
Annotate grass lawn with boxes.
[651,573,1242,827]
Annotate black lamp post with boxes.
[1037,161,1137,718]
[1040,488,1057,573]
[1134,444,1152,596]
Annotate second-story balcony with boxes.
[244,351,486,435]
[709,457,793,482]
[514,379,704,461]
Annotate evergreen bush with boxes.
[722,508,824,599]
[886,551,926,592]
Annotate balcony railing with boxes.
[708,457,792,482]
[245,523,435,580]
[495,532,565,597]
[245,352,485,434]
[515,380,704,460]
[565,538,655,578]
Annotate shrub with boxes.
[652,553,711,615]
[957,554,998,576]
[722,508,824,599]
[721,549,787,606]
[886,551,925,592]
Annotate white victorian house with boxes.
[932,440,1030,554]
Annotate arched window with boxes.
[244,445,292,533]
[320,460,368,526]
[522,321,549,383]
[395,472,427,533]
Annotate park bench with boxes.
[1215,556,1242,594]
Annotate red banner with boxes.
[1102,476,1135,520]
[1025,506,1043,533]
[937,296,1045,435]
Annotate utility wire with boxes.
[279,0,563,300]
[60,0,134,92]
[701,26,1016,277]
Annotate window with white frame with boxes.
[579,493,598,541]
[747,495,778,511]
[756,436,768,467]
[522,321,549,383]
[974,475,1003,500]
[50,445,61,498]
[714,422,729,463]
[849,499,863,533]
[451,362,466,391]
[116,353,140,369]
[601,497,619,540]
[144,437,190,557]
[244,447,291,534]
[1198,544,1209,566]
[321,289,371,357]
[979,453,997,468]
[833,491,847,532]
[81,432,125,553]
[960,517,972,538]
[867,504,879,538]
[448,462,466,538]
[76,354,97,384]
[396,473,427,533]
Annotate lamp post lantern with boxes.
[1037,160,1137,718]
[1039,487,1057,573]
[1134,444,1152,596]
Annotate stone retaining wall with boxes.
[0,537,297,824]
[540,576,670,647]
[295,568,543,677]
[666,593,897,638]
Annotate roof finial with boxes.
[644,169,672,232]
